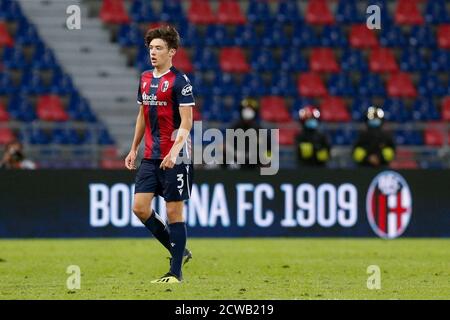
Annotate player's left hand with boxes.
[160,153,177,170]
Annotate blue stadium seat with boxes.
[395,129,423,146]
[233,24,259,47]
[129,0,157,23]
[50,69,76,95]
[247,0,273,23]
[0,0,24,21]
[350,98,373,121]
[292,97,314,120]
[280,48,308,72]
[22,127,50,145]
[240,73,268,96]
[269,72,297,96]
[358,74,385,97]
[160,0,185,23]
[32,43,58,70]
[328,73,355,96]
[383,99,412,122]
[412,98,440,121]
[3,46,28,69]
[417,72,446,97]
[291,24,318,47]
[329,128,357,146]
[20,70,50,94]
[8,95,37,122]
[204,25,233,47]
[379,26,407,47]
[408,26,436,48]
[430,49,450,71]
[98,127,115,145]
[0,72,16,94]
[211,73,239,96]
[118,24,142,47]
[275,1,302,23]
[68,95,97,123]
[261,23,289,47]
[399,48,428,72]
[15,21,41,46]
[341,49,368,72]
[250,49,277,72]
[424,0,449,24]
[321,25,347,47]
[178,22,202,47]
[336,0,364,23]
[193,47,219,72]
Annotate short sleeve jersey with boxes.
[137,66,195,160]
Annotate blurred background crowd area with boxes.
[0,0,449,169]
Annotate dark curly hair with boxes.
[144,25,180,50]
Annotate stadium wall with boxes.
[1,170,449,238]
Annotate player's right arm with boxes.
[125,105,145,170]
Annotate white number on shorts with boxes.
[177,174,184,189]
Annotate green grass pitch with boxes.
[0,239,449,300]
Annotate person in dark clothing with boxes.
[295,105,330,167]
[353,106,396,167]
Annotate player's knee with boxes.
[132,204,150,221]
[166,207,183,223]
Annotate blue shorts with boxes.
[134,159,193,202]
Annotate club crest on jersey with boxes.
[161,80,170,92]
[366,171,412,239]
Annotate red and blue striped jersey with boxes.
[137,66,195,160]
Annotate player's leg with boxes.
[165,200,188,280]
[133,160,172,252]
[132,192,171,252]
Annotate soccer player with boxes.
[125,25,194,283]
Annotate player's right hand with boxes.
[125,150,137,170]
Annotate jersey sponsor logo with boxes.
[142,92,168,106]
[161,80,170,92]
[366,171,412,239]
[181,84,193,96]
[150,83,158,88]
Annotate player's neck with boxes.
[154,63,172,78]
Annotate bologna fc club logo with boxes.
[161,80,169,92]
[366,171,412,239]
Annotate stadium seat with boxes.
[247,0,272,23]
[386,72,417,98]
[261,24,289,47]
[234,24,259,47]
[298,72,328,97]
[321,26,347,47]
[129,1,157,23]
[241,73,268,96]
[309,48,340,73]
[409,26,436,47]
[417,72,446,97]
[399,48,428,72]
[341,49,368,72]
[7,97,37,122]
[349,24,379,49]
[193,47,219,72]
[358,74,385,97]
[188,0,216,25]
[379,26,408,47]
[424,125,445,146]
[279,126,300,145]
[291,24,318,47]
[369,47,399,73]
[204,25,233,47]
[118,24,142,47]
[437,25,450,49]
[305,0,334,25]
[280,48,308,72]
[260,96,291,123]
[217,0,246,25]
[383,98,412,122]
[319,96,350,122]
[424,0,449,24]
[395,0,424,25]
[336,0,364,23]
[0,102,10,121]
[430,49,450,71]
[250,49,276,72]
[275,1,302,24]
[160,0,185,23]
[99,0,130,24]
[0,21,14,47]
[219,48,250,73]
[328,73,355,96]
[0,127,15,145]
[412,98,440,121]
[36,95,69,122]
[269,72,297,97]
[173,48,193,74]
[442,97,450,121]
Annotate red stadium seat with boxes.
[424,125,445,146]
[395,0,424,25]
[188,0,217,25]
[100,159,125,169]
[437,25,450,49]
[319,96,350,122]
[193,107,202,121]
[390,159,418,169]
[100,0,130,24]
[349,24,379,49]
[279,125,300,145]
[101,146,119,159]
[36,95,69,122]
[305,0,334,25]
[441,97,450,121]
[386,72,417,98]
[0,103,10,121]
[298,73,328,97]
[369,47,399,73]
[260,96,292,123]
[0,127,15,145]
[217,0,246,25]
[0,21,14,47]
[310,48,340,73]
[219,48,250,73]
[173,48,193,74]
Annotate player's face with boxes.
[149,38,175,68]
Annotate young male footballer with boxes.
[125,25,194,283]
